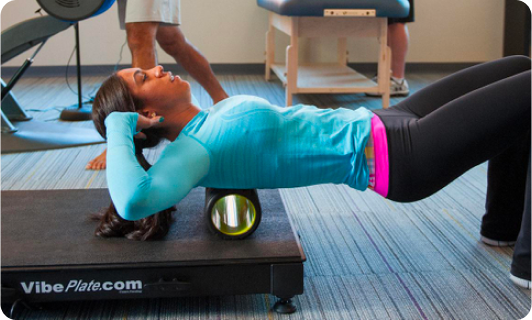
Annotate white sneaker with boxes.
[367,76,410,97]
[480,235,516,247]
[510,273,531,289]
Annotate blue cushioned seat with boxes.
[257,0,409,18]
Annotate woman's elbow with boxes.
[117,206,137,221]
[117,197,153,221]
[112,181,154,221]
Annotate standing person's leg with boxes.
[156,25,228,104]
[125,22,159,69]
[368,0,413,97]
[388,23,409,80]
[116,0,161,69]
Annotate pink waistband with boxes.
[371,114,389,197]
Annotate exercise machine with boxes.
[1,0,116,153]
[1,188,306,315]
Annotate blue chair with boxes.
[257,0,410,107]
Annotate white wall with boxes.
[1,0,508,68]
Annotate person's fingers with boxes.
[134,132,147,140]
[145,116,164,128]
[136,115,164,131]
[153,116,164,125]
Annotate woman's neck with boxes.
[163,102,201,141]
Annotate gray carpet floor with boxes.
[1,67,530,319]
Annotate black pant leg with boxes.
[481,136,530,241]
[374,56,531,280]
[376,70,531,202]
[511,151,531,281]
[395,55,531,118]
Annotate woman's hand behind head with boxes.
[134,113,165,140]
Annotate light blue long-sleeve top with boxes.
[105,95,373,220]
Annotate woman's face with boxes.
[117,65,191,112]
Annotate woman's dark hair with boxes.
[91,73,176,241]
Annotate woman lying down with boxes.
[91,56,530,247]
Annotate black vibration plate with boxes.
[1,188,305,313]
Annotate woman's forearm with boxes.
[104,112,210,220]
[105,112,157,220]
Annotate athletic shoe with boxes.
[480,235,516,247]
[366,76,410,97]
[510,273,531,289]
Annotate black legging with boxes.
[374,55,531,240]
